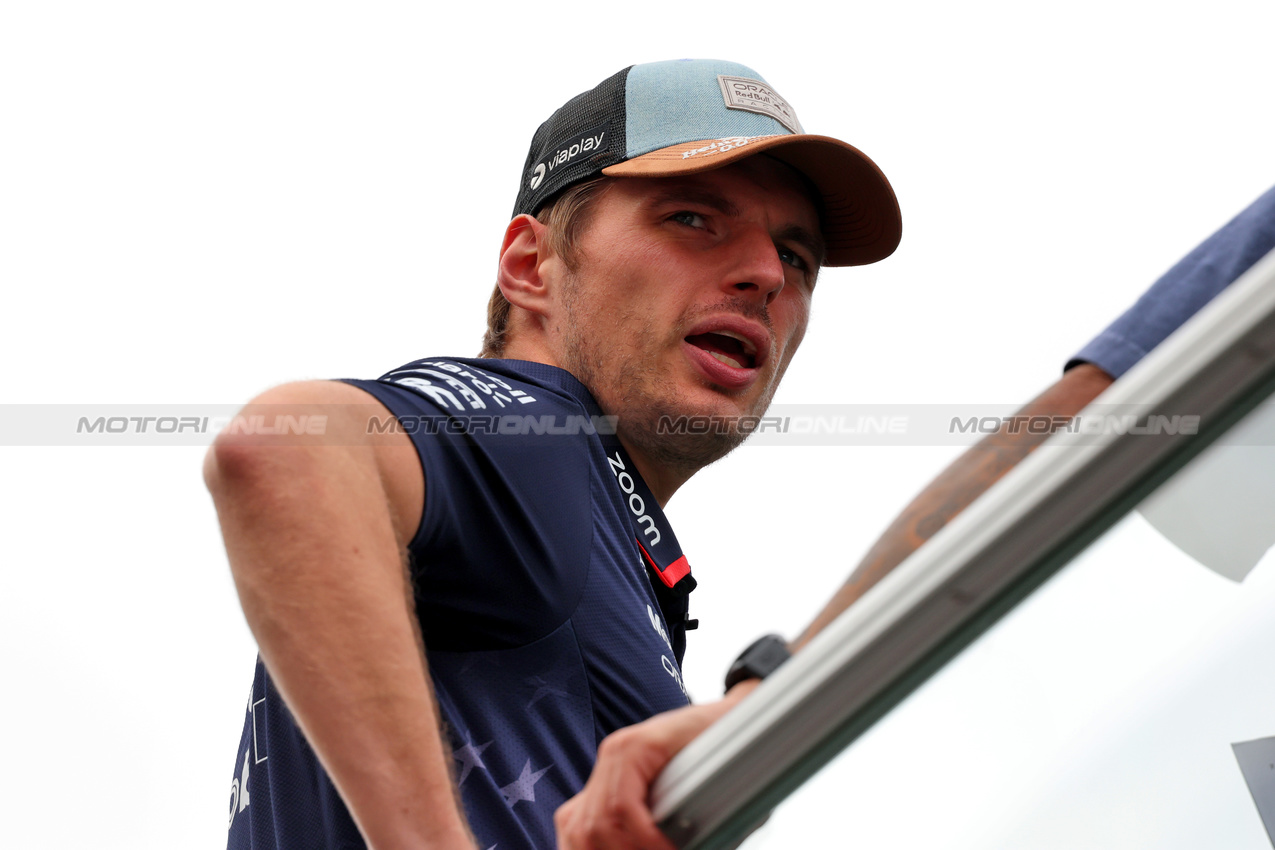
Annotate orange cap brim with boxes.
[603,134,901,267]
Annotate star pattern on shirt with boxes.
[499,759,553,808]
[452,737,493,786]
[525,675,570,709]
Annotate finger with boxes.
[592,733,678,850]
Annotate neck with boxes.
[501,334,559,369]
[616,434,695,508]
[501,335,706,507]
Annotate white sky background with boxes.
[2,2,1274,847]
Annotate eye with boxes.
[669,210,708,229]
[777,246,809,272]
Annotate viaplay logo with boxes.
[530,124,609,190]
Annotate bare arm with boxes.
[554,680,761,850]
[551,365,1115,846]
[793,362,1114,649]
[551,364,1115,848]
[205,380,475,850]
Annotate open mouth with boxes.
[684,331,758,370]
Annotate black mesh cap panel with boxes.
[512,66,632,219]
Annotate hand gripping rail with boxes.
[651,246,1275,850]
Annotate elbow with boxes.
[202,437,233,500]
[203,427,318,593]
[203,428,275,503]
[203,424,315,539]
[203,380,364,501]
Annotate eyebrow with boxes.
[644,186,828,268]
[644,186,741,218]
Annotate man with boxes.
[208,56,1275,849]
[208,58,902,850]
[557,179,1275,848]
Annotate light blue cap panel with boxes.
[624,59,793,158]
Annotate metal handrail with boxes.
[651,247,1275,850]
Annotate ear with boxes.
[497,214,556,319]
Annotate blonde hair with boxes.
[480,176,611,357]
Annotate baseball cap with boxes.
[512,58,902,267]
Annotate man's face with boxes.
[545,156,824,474]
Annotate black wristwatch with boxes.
[724,633,791,693]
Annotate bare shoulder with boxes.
[205,380,425,549]
[229,377,391,408]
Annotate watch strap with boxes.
[724,633,791,693]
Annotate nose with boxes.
[724,225,786,304]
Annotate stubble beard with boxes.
[559,280,769,476]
